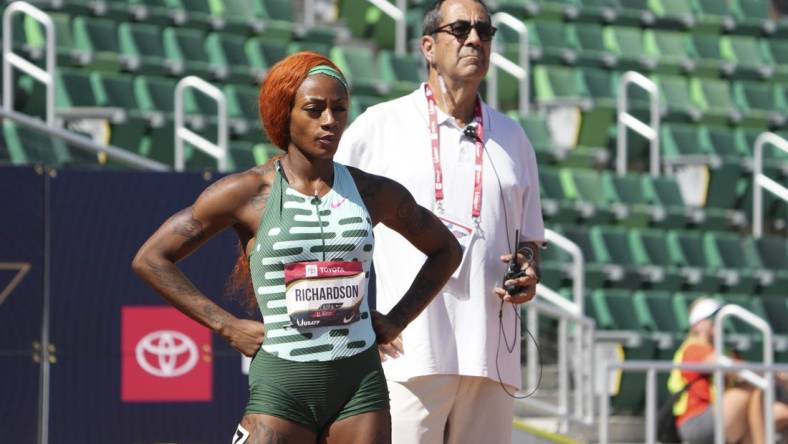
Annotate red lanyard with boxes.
[424,84,485,221]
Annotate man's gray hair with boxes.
[421,0,492,36]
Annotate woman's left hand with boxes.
[371,310,403,345]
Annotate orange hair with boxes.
[228,52,348,313]
[258,51,346,150]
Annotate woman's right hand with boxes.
[371,310,404,361]
[221,318,265,357]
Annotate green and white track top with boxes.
[249,161,376,362]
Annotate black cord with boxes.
[482,145,543,399]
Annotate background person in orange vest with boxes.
[668,298,788,444]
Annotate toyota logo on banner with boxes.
[135,330,199,378]
[122,306,212,402]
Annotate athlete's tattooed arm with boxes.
[351,170,462,343]
[132,166,272,356]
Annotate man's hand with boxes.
[220,318,265,357]
[493,251,539,304]
[371,310,405,361]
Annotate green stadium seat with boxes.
[205,33,264,84]
[515,114,560,164]
[746,236,788,295]
[660,123,714,159]
[538,167,584,223]
[720,35,774,80]
[378,51,423,98]
[648,0,695,29]
[258,0,296,41]
[643,30,694,75]
[590,288,657,413]
[178,0,226,30]
[635,290,684,338]
[134,75,197,118]
[617,0,655,25]
[73,16,137,72]
[330,45,388,96]
[689,77,740,125]
[653,74,701,121]
[227,140,258,170]
[561,168,622,224]
[538,228,572,288]
[225,84,259,122]
[765,39,788,81]
[629,229,691,291]
[731,81,786,127]
[139,124,215,169]
[573,23,618,68]
[560,225,612,288]
[692,0,736,33]
[2,121,74,165]
[703,232,760,294]
[603,26,657,72]
[533,65,590,106]
[24,13,92,67]
[349,95,382,121]
[703,125,747,163]
[568,0,620,23]
[690,33,734,77]
[591,226,656,288]
[163,27,227,80]
[119,22,183,76]
[760,296,788,335]
[529,20,578,65]
[733,0,779,36]
[217,0,268,34]
[136,0,189,27]
[245,38,289,72]
[610,173,683,228]
[667,230,723,292]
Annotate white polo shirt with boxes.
[335,85,544,388]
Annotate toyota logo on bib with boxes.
[122,306,212,402]
[135,330,199,377]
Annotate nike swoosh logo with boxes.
[330,198,347,209]
[343,313,356,323]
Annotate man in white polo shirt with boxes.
[335,0,544,442]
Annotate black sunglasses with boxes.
[430,20,497,41]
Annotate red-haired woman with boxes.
[132,52,462,443]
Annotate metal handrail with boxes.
[617,71,661,177]
[487,12,529,115]
[530,229,590,426]
[0,107,169,171]
[713,305,774,444]
[367,0,406,55]
[3,1,56,126]
[752,132,788,238]
[522,299,596,433]
[598,360,788,444]
[174,76,228,172]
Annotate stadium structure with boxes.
[1,0,787,443]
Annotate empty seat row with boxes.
[541,225,788,295]
[497,0,783,37]
[510,22,784,81]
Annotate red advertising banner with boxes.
[121,306,212,402]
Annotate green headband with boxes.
[307,65,349,92]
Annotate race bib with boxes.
[284,261,365,328]
[437,214,475,279]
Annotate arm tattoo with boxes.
[142,256,201,298]
[170,208,206,249]
[141,257,229,330]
